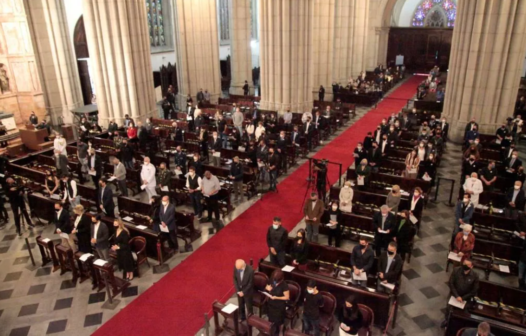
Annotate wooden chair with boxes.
[212,301,248,336]
[247,315,271,336]
[253,272,270,317]
[285,280,301,329]
[318,291,336,336]
[357,304,374,336]
[130,236,150,277]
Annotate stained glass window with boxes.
[146,0,166,47]
[412,0,456,28]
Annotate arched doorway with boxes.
[73,16,93,105]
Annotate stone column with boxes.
[82,0,156,126]
[260,0,313,113]
[312,0,335,101]
[333,0,369,84]
[443,0,526,142]
[229,0,253,96]
[375,27,390,68]
[173,0,221,108]
[24,0,84,126]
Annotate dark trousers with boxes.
[205,194,220,220]
[303,316,320,336]
[269,170,277,190]
[375,233,390,256]
[164,230,179,250]
[91,175,100,192]
[237,293,253,320]
[270,321,284,336]
[328,228,341,247]
[11,203,32,233]
[0,199,8,222]
[270,250,285,267]
[189,192,202,217]
[117,179,128,197]
[124,160,134,170]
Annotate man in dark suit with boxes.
[233,259,254,321]
[54,202,73,249]
[318,85,325,101]
[173,146,187,175]
[313,110,325,133]
[211,131,223,166]
[363,132,374,151]
[54,149,69,176]
[464,119,478,141]
[506,181,526,217]
[276,130,288,171]
[367,141,382,172]
[291,126,301,147]
[87,148,103,192]
[159,195,178,251]
[304,117,314,151]
[6,177,34,236]
[97,178,115,217]
[90,214,110,260]
[373,205,396,256]
[243,81,250,96]
[377,241,403,291]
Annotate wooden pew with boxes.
[347,168,432,195]
[413,100,443,112]
[258,260,396,330]
[445,309,526,336]
[472,211,523,247]
[476,280,526,327]
[329,186,411,211]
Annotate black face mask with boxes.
[360,244,367,249]
[462,264,471,272]
[387,250,395,256]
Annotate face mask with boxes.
[55,209,60,212]
[463,231,469,236]
[273,224,279,230]
[469,158,474,162]
[515,186,521,190]
[462,264,470,271]
[387,250,395,256]
[307,289,314,294]
[360,244,367,249]
[162,201,168,206]
[297,235,302,240]
[361,163,366,166]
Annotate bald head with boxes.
[235,259,246,270]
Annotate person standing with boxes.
[394,210,416,262]
[233,259,254,321]
[327,201,342,247]
[386,185,401,213]
[243,80,250,96]
[304,192,325,243]
[90,214,110,261]
[157,162,172,197]
[202,171,221,222]
[173,146,187,175]
[53,133,67,156]
[229,156,244,202]
[186,166,203,219]
[29,111,38,125]
[339,181,354,213]
[233,107,244,135]
[453,194,474,236]
[158,196,178,251]
[141,156,157,199]
[77,140,89,183]
[351,237,375,286]
[373,205,396,256]
[121,139,135,170]
[318,85,325,101]
[6,178,34,236]
[54,149,69,176]
[265,270,290,336]
[98,178,115,217]
[291,229,309,270]
[112,157,128,197]
[54,202,73,250]
[303,279,324,336]
[87,148,102,192]
[463,172,484,206]
[211,131,222,166]
[268,148,279,192]
[266,217,288,267]
[111,219,135,281]
[377,242,403,289]
[61,174,80,209]
[71,205,92,253]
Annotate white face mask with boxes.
[307,289,314,294]
[272,224,279,230]
[515,186,521,190]
[162,201,168,206]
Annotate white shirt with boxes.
[246,124,254,135]
[417,147,426,161]
[305,123,311,134]
[141,163,157,188]
[463,178,483,206]
[301,112,312,123]
[381,141,387,153]
[62,179,78,201]
[411,196,420,211]
[255,126,266,139]
[54,138,67,155]
[74,215,82,229]
[56,209,63,222]
[185,174,203,191]
[93,222,100,239]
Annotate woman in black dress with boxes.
[112,219,135,281]
[44,170,60,195]
[327,201,342,247]
[339,295,363,336]
[291,229,309,270]
[71,205,92,253]
[265,270,290,336]
[394,210,416,262]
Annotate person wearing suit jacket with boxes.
[54,150,69,176]
[377,242,403,288]
[356,159,371,190]
[90,214,110,260]
[327,201,342,247]
[303,117,315,151]
[454,194,475,235]
[409,188,424,227]
[373,205,396,256]
[464,119,478,140]
[87,148,103,192]
[112,157,127,197]
[71,205,92,253]
[363,132,374,151]
[353,142,366,168]
[211,131,223,166]
[97,178,115,217]
[54,202,73,249]
[276,131,288,171]
[291,126,301,146]
[233,259,254,321]
[506,181,526,217]
[394,211,416,262]
[304,192,325,243]
[158,196,178,251]
[367,142,382,172]
[313,111,325,132]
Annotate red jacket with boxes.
[127,127,137,139]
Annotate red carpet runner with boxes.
[94,76,423,336]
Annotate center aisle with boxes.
[94,76,423,336]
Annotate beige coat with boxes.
[339,186,353,213]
